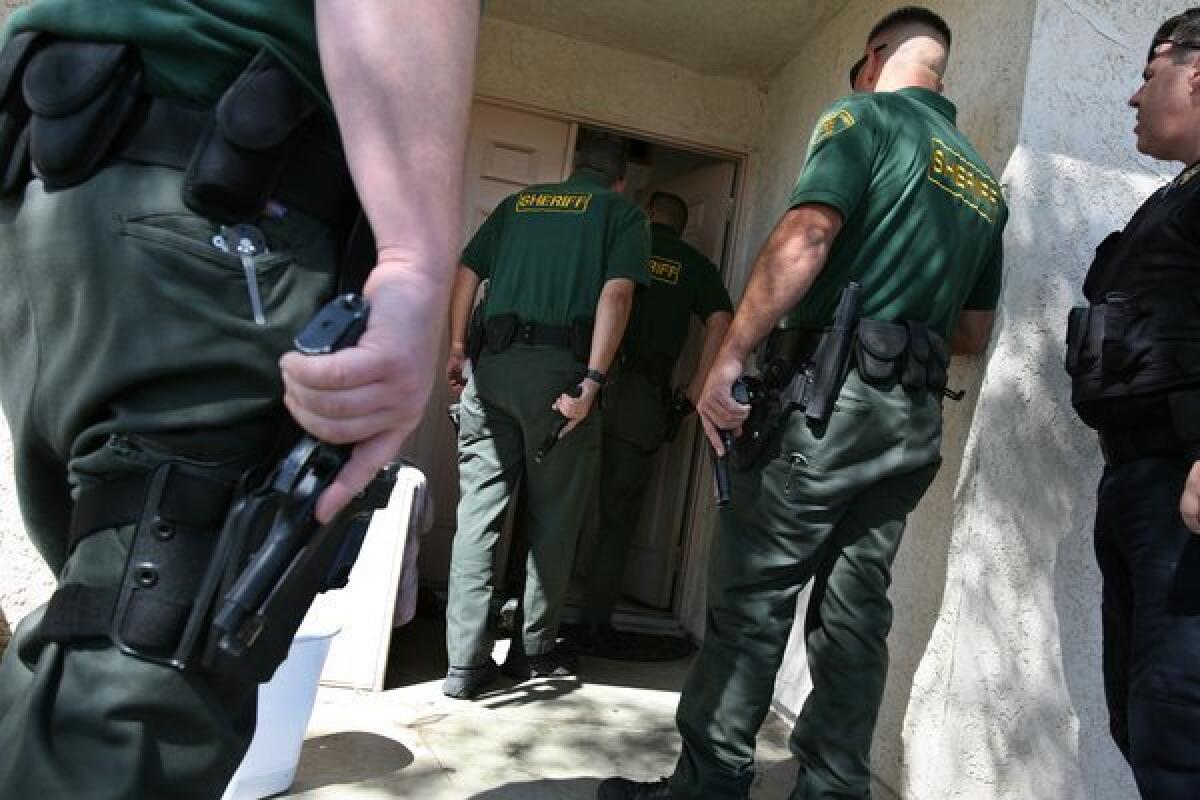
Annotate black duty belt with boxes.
[512,320,572,348]
[1098,425,1196,467]
[117,96,355,228]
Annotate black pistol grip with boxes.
[534,383,583,463]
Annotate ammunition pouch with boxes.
[184,49,315,223]
[0,32,41,194]
[481,313,592,362]
[0,34,354,230]
[1065,290,1200,430]
[853,320,949,394]
[23,39,142,190]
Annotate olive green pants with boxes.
[581,370,667,625]
[671,372,942,800]
[447,344,600,667]
[0,163,337,798]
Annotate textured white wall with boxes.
[905,1,1174,798]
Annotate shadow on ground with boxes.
[385,595,695,695]
[466,777,603,798]
[290,732,415,792]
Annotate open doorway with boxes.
[389,102,742,689]
[564,125,738,633]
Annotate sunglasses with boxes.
[849,43,888,89]
[1148,36,1200,63]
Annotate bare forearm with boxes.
[950,310,995,355]
[588,279,636,374]
[720,206,842,363]
[688,311,732,401]
[448,267,481,352]
[317,1,479,283]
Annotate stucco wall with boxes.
[739,2,1037,798]
[474,16,764,155]
[904,1,1174,798]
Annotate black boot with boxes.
[502,641,579,679]
[442,659,498,699]
[596,777,674,799]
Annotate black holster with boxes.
[466,300,486,363]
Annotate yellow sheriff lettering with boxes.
[515,191,592,213]
[925,137,1000,223]
[649,256,682,285]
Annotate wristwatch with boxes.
[584,368,607,386]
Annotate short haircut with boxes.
[575,132,629,184]
[868,6,952,47]
[1151,9,1200,63]
[647,191,688,234]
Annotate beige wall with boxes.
[474,17,764,155]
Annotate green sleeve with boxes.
[691,254,733,320]
[788,97,877,219]
[964,232,1004,311]
[605,204,652,286]
[460,202,505,279]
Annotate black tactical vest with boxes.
[1065,165,1200,431]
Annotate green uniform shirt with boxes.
[784,88,1007,338]
[4,0,328,112]
[462,168,651,326]
[623,222,732,364]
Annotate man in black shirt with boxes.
[1065,9,1200,798]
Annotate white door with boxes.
[409,101,575,585]
[621,161,737,610]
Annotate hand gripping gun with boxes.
[198,294,398,682]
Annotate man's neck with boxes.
[874,64,941,93]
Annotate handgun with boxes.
[713,378,750,506]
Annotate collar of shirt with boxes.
[569,167,613,188]
[896,87,957,124]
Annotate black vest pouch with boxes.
[23,39,142,190]
[901,320,930,391]
[925,328,950,393]
[569,317,594,364]
[1100,292,1146,375]
[484,313,518,354]
[855,320,906,385]
[0,32,41,195]
[184,49,314,223]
